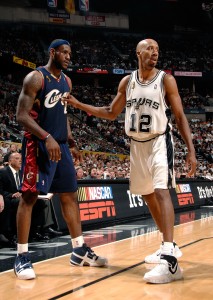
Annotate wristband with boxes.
[44,133,51,141]
[41,132,49,140]
[69,138,76,148]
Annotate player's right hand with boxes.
[45,135,61,162]
[61,94,79,108]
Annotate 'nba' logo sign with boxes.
[47,0,57,8]
[79,0,89,12]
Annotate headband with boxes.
[48,39,70,52]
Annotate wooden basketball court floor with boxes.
[0,205,213,300]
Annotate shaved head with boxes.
[136,38,159,70]
[136,39,158,53]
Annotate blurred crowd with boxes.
[0,25,212,181]
[0,25,213,73]
[0,80,212,180]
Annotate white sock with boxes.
[17,243,28,254]
[161,238,176,245]
[161,242,174,256]
[71,236,84,248]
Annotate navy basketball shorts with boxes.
[21,137,77,194]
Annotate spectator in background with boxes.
[0,152,59,247]
[3,143,19,164]
[109,170,116,180]
[0,194,10,246]
[0,142,9,155]
[96,169,104,179]
[0,152,23,246]
[76,166,84,180]
[85,167,98,179]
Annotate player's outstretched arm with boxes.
[63,75,130,120]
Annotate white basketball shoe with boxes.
[145,242,182,264]
[143,254,183,284]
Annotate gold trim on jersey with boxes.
[126,72,135,99]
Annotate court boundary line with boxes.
[0,214,212,275]
[48,236,213,300]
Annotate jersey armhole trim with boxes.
[64,74,71,91]
[36,70,45,90]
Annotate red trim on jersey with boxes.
[37,69,45,90]
[21,139,39,193]
[64,74,71,91]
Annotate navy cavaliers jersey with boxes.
[125,70,171,141]
[29,67,70,142]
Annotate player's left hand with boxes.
[186,151,197,177]
[70,146,83,162]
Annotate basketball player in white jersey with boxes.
[64,39,197,284]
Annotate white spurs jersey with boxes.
[125,69,171,141]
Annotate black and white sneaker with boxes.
[143,254,183,284]
[145,242,182,264]
[70,243,107,267]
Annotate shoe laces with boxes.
[18,253,30,265]
[83,244,98,259]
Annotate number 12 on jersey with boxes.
[130,113,152,133]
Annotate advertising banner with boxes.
[78,186,116,223]
[49,10,70,19]
[174,71,202,77]
[52,180,211,230]
[13,56,36,70]
[85,15,106,27]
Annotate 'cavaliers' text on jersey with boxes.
[125,70,171,141]
[28,67,70,142]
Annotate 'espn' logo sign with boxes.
[177,193,194,206]
[79,201,116,221]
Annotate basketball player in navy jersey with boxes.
[14,39,107,280]
[64,39,197,284]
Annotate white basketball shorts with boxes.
[130,132,176,195]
